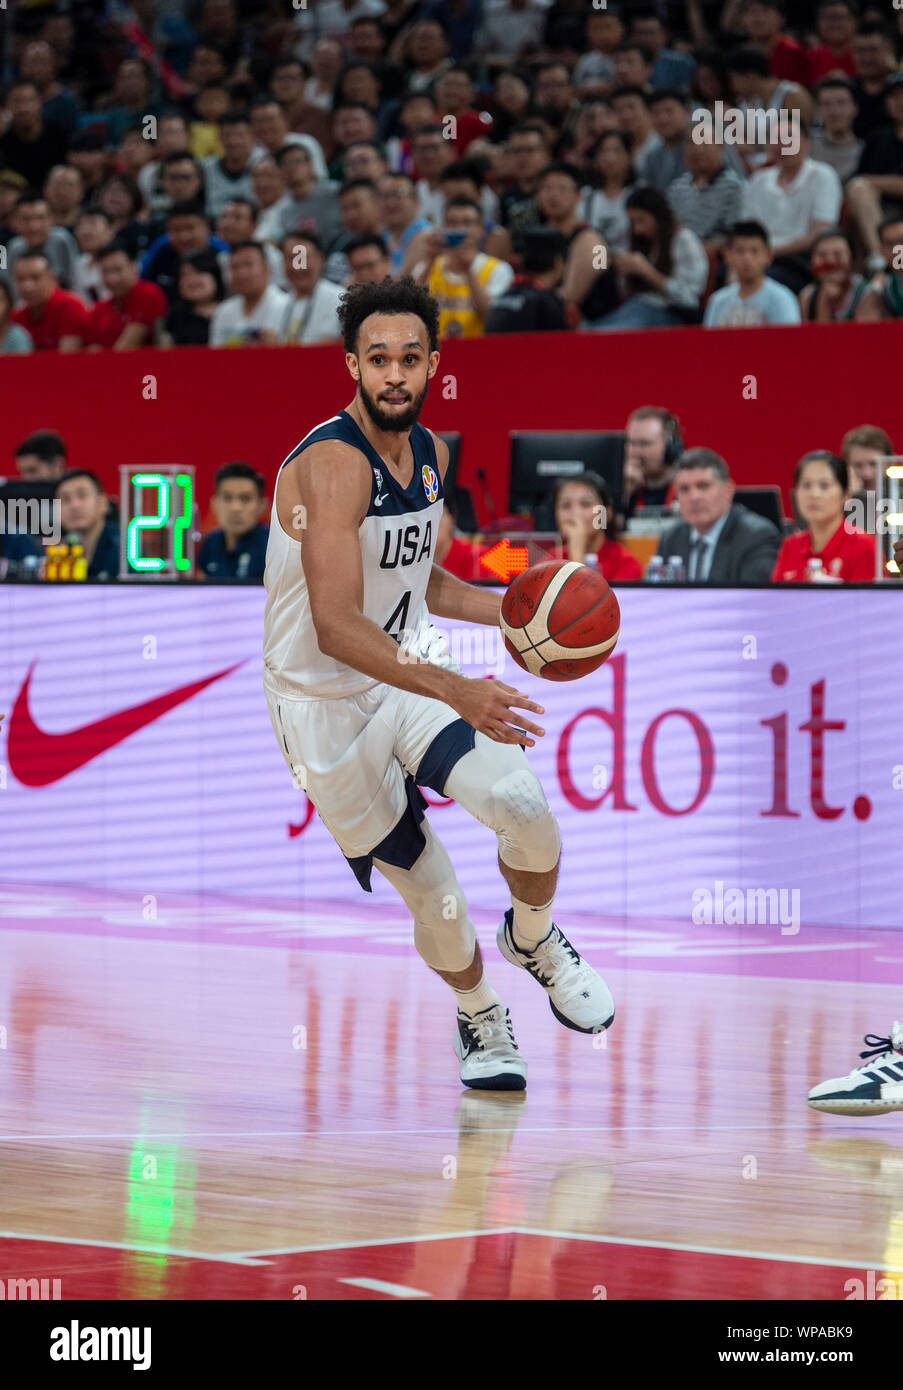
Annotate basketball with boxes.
[499,559,621,681]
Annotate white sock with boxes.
[453,974,502,1017]
[511,895,554,951]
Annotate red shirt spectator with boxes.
[86,277,168,348]
[770,36,809,87]
[11,283,88,349]
[441,533,486,579]
[771,522,876,582]
[807,46,856,85]
[583,537,644,581]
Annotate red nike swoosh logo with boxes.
[8,659,245,787]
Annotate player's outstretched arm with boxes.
[427,562,502,626]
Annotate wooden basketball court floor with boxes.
[2,880,903,1301]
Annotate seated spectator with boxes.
[631,9,696,91]
[19,37,81,138]
[274,143,343,248]
[845,74,903,274]
[267,58,332,154]
[806,0,857,86]
[589,185,708,330]
[343,139,390,184]
[54,469,119,579]
[610,86,659,179]
[141,200,229,304]
[210,241,290,347]
[553,472,643,580]
[99,57,158,145]
[96,173,158,263]
[735,0,808,88]
[657,448,782,583]
[73,207,115,305]
[476,0,548,68]
[14,429,67,482]
[438,160,510,259]
[572,7,623,89]
[435,497,484,579]
[419,197,514,337]
[345,232,392,284]
[251,156,292,242]
[810,77,863,185]
[499,121,551,241]
[518,162,611,325]
[0,80,68,190]
[704,220,801,325]
[378,172,431,275]
[161,249,226,346]
[622,404,682,520]
[432,67,493,153]
[216,197,286,289]
[564,97,617,168]
[11,252,88,351]
[84,244,169,350]
[250,98,328,179]
[798,229,868,321]
[855,214,903,319]
[411,122,458,223]
[740,125,843,294]
[328,104,380,181]
[148,153,208,232]
[725,45,812,172]
[643,90,691,193]
[401,19,453,97]
[612,41,654,94]
[0,279,34,354]
[43,164,85,231]
[188,82,231,159]
[5,193,79,292]
[841,423,895,496]
[772,450,877,582]
[197,462,269,580]
[581,130,637,254]
[203,110,261,219]
[0,169,26,244]
[65,128,108,204]
[485,227,569,333]
[383,92,437,174]
[278,230,343,343]
[666,131,744,254]
[137,112,192,219]
[850,20,897,139]
[300,39,344,110]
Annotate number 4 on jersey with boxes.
[384,590,411,641]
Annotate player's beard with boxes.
[358,377,428,433]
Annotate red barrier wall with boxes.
[2,322,900,524]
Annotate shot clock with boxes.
[119,465,197,579]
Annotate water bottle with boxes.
[667,555,687,583]
[645,555,667,584]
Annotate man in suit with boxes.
[656,447,782,582]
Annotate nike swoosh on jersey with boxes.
[7,659,245,787]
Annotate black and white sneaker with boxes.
[454,1004,527,1090]
[497,909,614,1034]
[808,1023,903,1115]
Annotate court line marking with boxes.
[231,1227,903,1274]
[338,1277,431,1297]
[0,1122,835,1142]
[0,1230,264,1266]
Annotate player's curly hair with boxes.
[338,276,440,355]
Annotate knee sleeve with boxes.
[444,737,562,876]
[373,823,476,973]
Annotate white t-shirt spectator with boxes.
[704,279,802,326]
[278,276,344,344]
[477,0,550,58]
[740,158,842,248]
[292,0,386,60]
[210,283,291,345]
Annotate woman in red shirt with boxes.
[553,472,643,581]
[772,450,877,583]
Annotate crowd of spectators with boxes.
[2,0,903,351]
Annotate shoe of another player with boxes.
[808,1023,903,1115]
[454,1004,527,1091]
[497,909,615,1034]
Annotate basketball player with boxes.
[807,529,903,1114]
[263,277,614,1090]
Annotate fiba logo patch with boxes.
[422,464,439,503]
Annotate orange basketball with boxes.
[499,560,621,682]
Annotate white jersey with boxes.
[263,409,444,698]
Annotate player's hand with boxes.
[451,677,545,747]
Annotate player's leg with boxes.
[441,732,615,1034]
[372,821,526,1090]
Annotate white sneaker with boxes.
[454,1004,527,1090]
[808,1023,903,1115]
[497,909,614,1034]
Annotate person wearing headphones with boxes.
[622,404,684,520]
